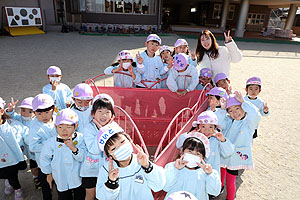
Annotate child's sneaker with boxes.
[14,188,23,200]
[33,177,41,189]
[4,179,14,195]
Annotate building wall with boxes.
[245,5,271,32]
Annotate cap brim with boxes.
[18,105,33,109]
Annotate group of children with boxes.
[0,32,269,200]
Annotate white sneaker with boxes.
[14,188,24,200]
[4,179,14,195]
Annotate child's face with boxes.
[107,134,129,159]
[200,35,212,50]
[35,109,54,123]
[208,95,219,107]
[92,108,113,126]
[227,105,246,120]
[161,50,172,61]
[20,108,35,118]
[200,76,212,85]
[120,59,133,69]
[197,124,215,138]
[246,85,261,98]
[145,41,159,55]
[216,79,230,91]
[175,45,188,54]
[183,147,203,159]
[56,124,78,139]
[73,98,92,108]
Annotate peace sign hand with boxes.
[220,97,227,110]
[224,30,232,43]
[174,155,188,170]
[263,102,269,113]
[136,52,143,65]
[7,97,19,112]
[234,91,244,103]
[134,144,149,168]
[108,159,119,181]
[197,158,213,174]
[213,131,226,142]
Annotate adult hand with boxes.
[224,30,232,43]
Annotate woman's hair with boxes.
[92,98,115,116]
[104,132,131,158]
[182,137,206,158]
[196,30,219,63]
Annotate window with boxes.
[247,13,265,25]
[83,0,154,14]
[212,3,222,19]
[227,5,235,20]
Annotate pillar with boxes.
[284,4,298,30]
[220,0,230,31]
[235,0,249,38]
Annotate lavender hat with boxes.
[173,53,188,71]
[97,122,124,151]
[118,50,133,60]
[55,108,78,126]
[18,97,34,109]
[167,191,198,200]
[206,87,228,98]
[73,83,94,100]
[200,68,212,78]
[146,34,162,44]
[246,76,261,86]
[32,94,54,111]
[92,93,115,107]
[226,94,241,109]
[159,45,172,54]
[214,73,228,84]
[47,66,62,76]
[174,39,188,48]
[0,97,6,109]
[192,110,218,127]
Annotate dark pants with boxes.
[57,186,85,200]
[38,168,53,200]
[0,161,27,190]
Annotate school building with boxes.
[1,0,300,37]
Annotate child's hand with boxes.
[234,91,244,103]
[46,174,53,189]
[112,66,123,73]
[174,155,188,170]
[213,131,226,142]
[66,101,71,108]
[135,144,149,168]
[224,30,232,43]
[197,158,213,174]
[220,97,227,110]
[181,90,188,97]
[64,138,77,152]
[227,85,232,94]
[108,159,119,181]
[136,52,143,64]
[7,97,19,112]
[51,80,59,90]
[263,102,269,113]
[191,51,196,60]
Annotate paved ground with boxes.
[0,32,300,200]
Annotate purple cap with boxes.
[55,108,78,126]
[226,94,241,109]
[47,66,62,76]
[32,94,54,111]
[118,50,133,60]
[97,122,124,151]
[18,97,34,109]
[92,93,114,107]
[73,83,94,100]
[159,45,172,54]
[173,53,188,71]
[193,111,218,127]
[214,73,228,84]
[200,68,212,78]
[206,87,228,98]
[246,76,261,86]
[174,39,188,48]
[167,191,198,200]
[146,34,162,44]
[0,97,6,109]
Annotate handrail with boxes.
[86,78,100,95]
[114,105,149,157]
[153,107,193,160]
[191,83,212,112]
[149,77,167,89]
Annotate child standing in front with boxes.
[29,94,57,200]
[43,66,73,112]
[166,53,199,96]
[244,76,270,139]
[173,39,197,67]
[218,91,261,200]
[164,132,221,199]
[40,109,86,200]
[134,34,169,88]
[0,97,27,200]
[96,123,166,199]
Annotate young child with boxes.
[166,53,199,97]
[104,50,141,88]
[159,45,173,88]
[196,68,213,90]
[214,72,232,94]
[217,91,261,200]
[29,94,57,200]
[5,97,40,189]
[0,97,27,200]
[42,66,73,112]
[206,87,228,112]
[134,34,169,88]
[244,76,270,139]
[96,123,166,199]
[40,109,86,200]
[164,132,221,199]
[173,38,197,67]
[70,83,94,133]
[80,96,115,200]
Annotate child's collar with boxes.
[247,96,257,100]
[145,50,155,58]
[57,132,77,143]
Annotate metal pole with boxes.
[220,0,230,31]
[284,4,298,30]
[235,0,249,38]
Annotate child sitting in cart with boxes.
[172,39,197,67]
[104,50,141,88]
[196,68,213,90]
[166,53,199,97]
[159,45,173,88]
